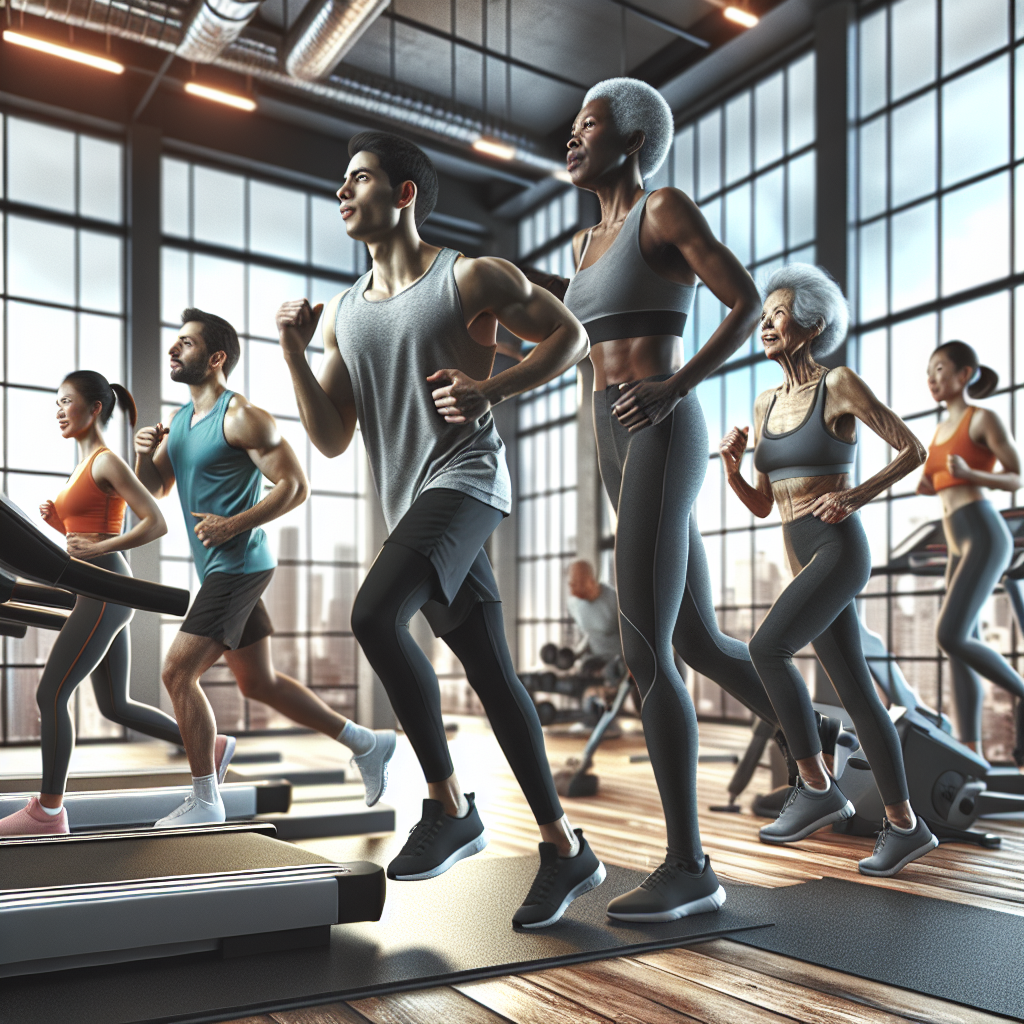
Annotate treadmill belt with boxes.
[0,831,331,891]
[728,876,1024,1021]
[0,857,774,1024]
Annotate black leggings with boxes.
[36,552,183,794]
[940,500,1024,743]
[594,382,779,868]
[350,542,562,826]
[748,513,909,806]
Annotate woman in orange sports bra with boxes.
[919,341,1024,766]
[0,372,232,837]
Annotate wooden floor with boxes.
[5,716,1021,1023]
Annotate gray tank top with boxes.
[563,192,696,343]
[754,371,857,484]
[334,248,511,531]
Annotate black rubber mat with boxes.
[0,856,773,1024]
[728,876,1024,1021]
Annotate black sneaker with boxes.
[858,816,938,876]
[387,793,487,881]
[605,855,726,922]
[512,829,606,929]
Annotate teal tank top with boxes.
[166,390,276,583]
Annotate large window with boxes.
[849,0,1021,760]
[0,112,127,743]
[160,158,368,731]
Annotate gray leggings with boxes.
[748,513,909,806]
[594,380,779,868]
[940,500,1024,743]
[36,552,182,794]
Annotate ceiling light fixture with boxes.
[2,29,124,73]
[184,81,257,111]
[723,6,759,28]
[472,137,516,161]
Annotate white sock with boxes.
[37,801,62,816]
[560,832,581,859]
[803,776,830,794]
[338,720,376,756]
[192,773,218,804]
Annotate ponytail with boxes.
[933,340,999,400]
[109,383,138,427]
[61,371,137,427]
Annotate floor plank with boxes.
[348,987,508,1023]
[455,975,618,1024]
[270,1006,371,1024]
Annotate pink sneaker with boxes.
[0,797,69,837]
[215,734,237,785]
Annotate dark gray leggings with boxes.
[594,381,779,869]
[748,513,909,806]
[940,500,1024,743]
[36,552,182,794]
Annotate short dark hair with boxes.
[181,308,240,378]
[348,131,438,227]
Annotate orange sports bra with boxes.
[924,407,996,491]
[53,447,125,534]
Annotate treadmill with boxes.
[0,496,387,974]
[0,823,384,977]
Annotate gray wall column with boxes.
[815,0,852,296]
[575,360,602,575]
[357,461,397,729]
[126,124,166,716]
[489,396,520,662]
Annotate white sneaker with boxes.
[154,793,226,828]
[351,730,397,807]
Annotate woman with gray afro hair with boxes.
[760,262,849,360]
[558,77,789,922]
[718,265,937,877]
[581,77,673,180]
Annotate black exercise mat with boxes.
[0,857,774,1024]
[729,876,1024,1021]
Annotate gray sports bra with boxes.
[754,371,857,484]
[563,192,696,344]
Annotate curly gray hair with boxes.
[582,77,673,180]
[761,263,850,359]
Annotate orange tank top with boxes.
[54,447,126,534]
[924,407,996,491]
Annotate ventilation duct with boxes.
[11,0,564,175]
[284,0,390,82]
[177,0,262,63]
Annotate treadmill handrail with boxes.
[0,821,278,845]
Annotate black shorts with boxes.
[180,569,275,650]
[385,488,503,637]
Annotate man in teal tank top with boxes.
[135,308,396,827]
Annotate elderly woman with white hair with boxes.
[720,263,937,877]
[561,76,807,921]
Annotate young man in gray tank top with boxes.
[277,131,604,929]
[134,309,397,827]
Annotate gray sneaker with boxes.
[858,817,938,877]
[759,777,854,844]
[351,729,397,807]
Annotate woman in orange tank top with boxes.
[919,342,1024,766]
[1,372,205,836]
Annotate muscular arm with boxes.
[721,391,775,518]
[134,408,177,497]
[277,291,359,458]
[432,258,589,422]
[192,399,309,548]
[824,366,926,511]
[87,452,167,554]
[646,189,761,396]
[961,409,1022,491]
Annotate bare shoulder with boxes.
[572,226,592,264]
[92,448,131,489]
[225,393,279,448]
[646,186,694,217]
[454,255,529,301]
[321,289,348,348]
[825,364,873,398]
[971,405,1008,437]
